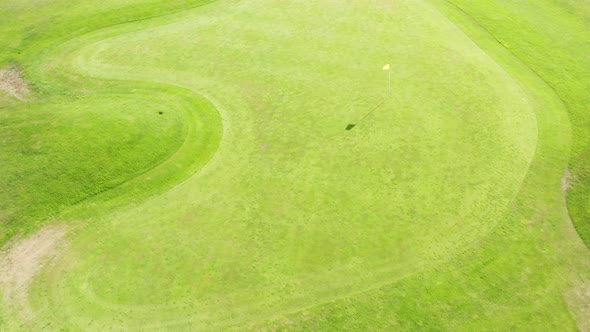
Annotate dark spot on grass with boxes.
[345,124,355,130]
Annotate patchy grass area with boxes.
[0,0,588,330]
[0,66,30,101]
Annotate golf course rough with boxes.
[0,0,588,330]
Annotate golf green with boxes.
[1,0,589,330]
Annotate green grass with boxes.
[1,86,191,240]
[445,0,590,260]
[0,0,589,330]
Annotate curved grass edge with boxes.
[8,1,225,224]
[442,0,590,251]
[45,0,578,329]
[232,0,585,329]
[59,82,223,221]
[2,0,586,329]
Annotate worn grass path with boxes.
[0,0,589,330]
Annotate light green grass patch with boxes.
[28,0,542,329]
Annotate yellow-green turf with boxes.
[0,0,589,330]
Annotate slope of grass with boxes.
[0,89,180,240]
[0,0,215,67]
[447,0,590,254]
[0,0,219,243]
[0,0,588,330]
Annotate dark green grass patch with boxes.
[0,88,186,242]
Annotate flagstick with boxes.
[388,69,391,97]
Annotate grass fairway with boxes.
[0,0,589,330]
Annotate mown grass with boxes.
[0,88,182,241]
[0,0,216,243]
[0,0,589,330]
[445,0,590,255]
[243,0,590,329]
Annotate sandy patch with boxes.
[562,168,576,193]
[0,65,31,101]
[0,224,69,321]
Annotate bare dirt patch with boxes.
[0,224,69,321]
[562,168,576,193]
[0,65,31,101]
